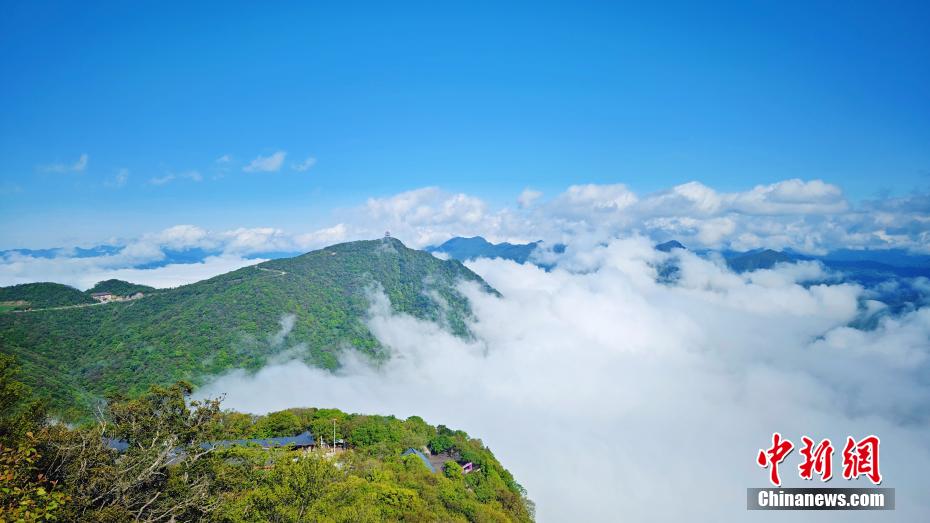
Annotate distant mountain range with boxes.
[431,235,930,315]
[0,238,495,418]
[427,236,542,263]
[717,247,930,278]
[665,242,930,315]
[430,235,930,281]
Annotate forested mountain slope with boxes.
[0,237,495,418]
[85,279,157,296]
[0,282,96,310]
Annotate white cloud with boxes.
[20,178,920,258]
[198,237,930,522]
[153,224,212,249]
[336,179,903,254]
[148,170,202,186]
[73,153,89,172]
[294,224,348,250]
[243,151,286,173]
[0,249,262,290]
[105,168,129,188]
[38,153,88,173]
[5,178,930,289]
[729,179,848,215]
[292,156,317,172]
[149,174,174,186]
[216,154,232,164]
[551,183,639,217]
[220,227,293,254]
[94,256,264,289]
[517,188,542,208]
[358,187,516,247]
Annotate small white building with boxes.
[91,292,115,303]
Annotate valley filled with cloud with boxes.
[194,236,930,521]
[4,178,929,520]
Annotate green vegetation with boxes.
[0,238,497,418]
[0,282,95,310]
[214,408,532,522]
[85,279,156,296]
[0,356,533,522]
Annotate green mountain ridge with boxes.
[85,278,157,296]
[0,237,496,418]
[0,282,96,310]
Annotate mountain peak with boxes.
[656,240,686,252]
[726,249,794,272]
[1,238,496,416]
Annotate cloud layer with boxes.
[3,178,927,520]
[342,180,930,254]
[198,238,930,521]
[2,178,929,290]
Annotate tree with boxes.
[226,453,341,522]
[0,354,45,445]
[44,382,224,522]
[442,460,462,479]
[251,410,302,438]
[0,356,67,521]
[0,432,69,522]
[428,434,454,455]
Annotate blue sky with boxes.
[1,1,929,248]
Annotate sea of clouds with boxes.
[197,236,930,522]
[2,178,929,288]
[4,179,930,520]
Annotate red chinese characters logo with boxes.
[757,433,881,486]
[842,435,882,485]
[798,436,833,481]
[756,432,794,486]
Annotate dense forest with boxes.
[0,238,496,419]
[0,355,533,522]
[85,279,157,296]
[0,282,95,311]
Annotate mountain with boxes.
[0,237,496,418]
[85,279,157,296]
[716,247,930,315]
[428,236,541,263]
[722,248,930,280]
[0,282,96,311]
[655,240,686,252]
[725,249,794,272]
